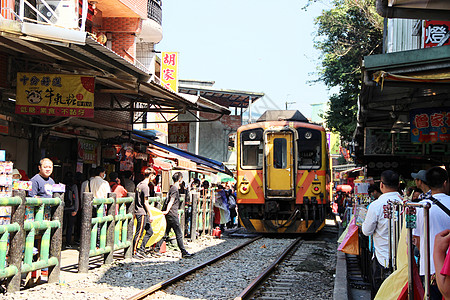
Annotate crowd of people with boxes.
[20,157,238,261]
[359,168,450,300]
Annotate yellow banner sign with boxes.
[160,52,178,92]
[15,72,95,118]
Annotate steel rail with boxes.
[128,236,262,300]
[234,237,303,300]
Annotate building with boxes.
[354,0,450,177]
[0,0,228,180]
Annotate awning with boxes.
[0,30,230,116]
[376,0,450,21]
[132,131,233,176]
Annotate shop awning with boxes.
[376,0,450,21]
[132,131,233,176]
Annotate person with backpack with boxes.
[413,167,450,300]
[63,171,79,249]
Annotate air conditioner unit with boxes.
[37,0,78,29]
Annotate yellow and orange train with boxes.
[236,110,330,234]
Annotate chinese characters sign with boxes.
[424,21,450,48]
[410,108,450,143]
[77,138,99,164]
[16,73,95,118]
[168,123,189,144]
[160,52,178,92]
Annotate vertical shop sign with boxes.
[16,73,95,118]
[160,52,178,92]
[410,107,450,143]
[168,123,189,144]
[78,138,99,164]
[424,21,450,48]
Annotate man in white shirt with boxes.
[85,166,110,199]
[362,170,402,298]
[413,166,450,300]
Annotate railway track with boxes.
[128,237,297,300]
[239,226,338,300]
[128,226,337,300]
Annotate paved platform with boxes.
[333,222,371,300]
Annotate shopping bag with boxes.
[337,217,359,255]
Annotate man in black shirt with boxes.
[132,168,155,259]
[159,172,193,258]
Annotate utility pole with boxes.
[285,101,296,110]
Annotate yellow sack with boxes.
[134,206,167,248]
[375,218,408,300]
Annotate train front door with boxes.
[265,131,295,197]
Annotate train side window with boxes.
[273,138,287,169]
[297,128,321,169]
[241,129,264,169]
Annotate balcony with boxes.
[0,0,88,44]
[147,0,161,25]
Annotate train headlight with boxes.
[249,132,256,140]
[239,182,251,194]
[312,184,321,194]
[305,132,312,139]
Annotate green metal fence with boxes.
[0,190,63,293]
[78,192,135,273]
[190,188,214,239]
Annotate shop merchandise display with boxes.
[0,161,13,225]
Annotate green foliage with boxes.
[310,0,383,142]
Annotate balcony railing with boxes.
[147,0,161,25]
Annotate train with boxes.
[236,110,330,234]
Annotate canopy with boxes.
[132,131,233,176]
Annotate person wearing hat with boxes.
[411,170,431,200]
[12,169,22,180]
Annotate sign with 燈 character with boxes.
[424,21,450,48]
[168,122,190,144]
[410,107,450,143]
[15,73,95,118]
[160,52,178,92]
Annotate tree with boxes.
[310,0,383,142]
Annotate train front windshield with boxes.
[240,129,264,169]
[296,128,321,169]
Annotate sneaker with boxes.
[132,252,145,260]
[151,251,162,257]
[137,248,151,258]
[181,252,194,258]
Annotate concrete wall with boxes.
[176,113,238,164]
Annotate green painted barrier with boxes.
[0,190,64,293]
[78,192,135,273]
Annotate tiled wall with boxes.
[101,17,142,63]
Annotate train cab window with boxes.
[296,128,321,169]
[241,129,264,169]
[273,138,287,169]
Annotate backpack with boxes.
[228,194,236,210]
[64,184,75,208]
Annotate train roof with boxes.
[257,110,308,122]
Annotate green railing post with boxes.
[209,189,214,235]
[179,195,185,237]
[48,192,63,283]
[124,192,135,259]
[190,192,198,241]
[6,190,26,293]
[104,193,116,265]
[78,192,93,273]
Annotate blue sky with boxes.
[157,0,332,119]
